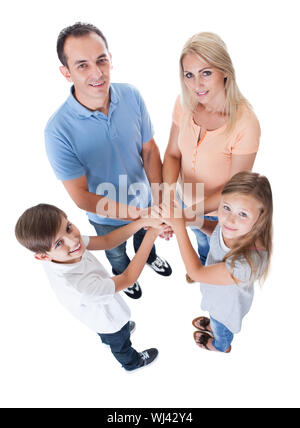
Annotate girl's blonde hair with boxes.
[221,171,273,283]
[179,32,251,132]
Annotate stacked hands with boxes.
[138,189,196,240]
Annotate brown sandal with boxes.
[193,331,212,350]
[193,331,232,353]
[192,316,213,335]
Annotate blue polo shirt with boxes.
[45,83,154,226]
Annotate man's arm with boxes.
[63,175,141,221]
[141,138,163,206]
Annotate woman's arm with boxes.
[198,218,218,237]
[162,122,182,197]
[184,152,257,216]
[112,228,160,292]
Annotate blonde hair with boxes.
[221,171,273,284]
[179,32,251,132]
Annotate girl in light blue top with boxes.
[160,171,272,353]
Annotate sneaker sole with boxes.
[125,352,159,373]
[129,321,136,335]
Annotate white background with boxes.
[1,0,299,408]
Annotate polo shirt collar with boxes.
[66,84,119,119]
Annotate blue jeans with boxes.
[191,216,218,265]
[89,220,157,274]
[98,322,140,370]
[210,316,234,352]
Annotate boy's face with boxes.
[36,216,86,264]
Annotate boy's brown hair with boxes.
[15,204,67,253]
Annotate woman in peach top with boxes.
[163,32,260,266]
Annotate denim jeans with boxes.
[177,193,218,265]
[210,316,234,352]
[98,322,141,370]
[190,216,218,266]
[89,220,157,274]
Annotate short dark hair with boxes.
[57,22,109,67]
[15,204,67,253]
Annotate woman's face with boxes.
[182,53,226,108]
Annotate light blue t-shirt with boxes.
[45,83,154,226]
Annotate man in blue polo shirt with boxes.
[45,22,172,299]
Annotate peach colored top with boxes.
[172,96,261,209]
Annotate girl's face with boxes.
[182,53,226,107]
[218,193,262,243]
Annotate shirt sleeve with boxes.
[231,109,261,155]
[225,257,252,284]
[81,235,90,247]
[225,252,267,284]
[172,95,182,126]
[45,128,86,181]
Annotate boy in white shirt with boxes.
[15,204,165,371]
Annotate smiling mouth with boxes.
[196,90,208,96]
[69,243,81,254]
[223,225,237,232]
[89,81,105,87]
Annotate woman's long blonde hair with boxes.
[179,32,251,132]
[222,171,273,284]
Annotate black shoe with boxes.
[125,348,158,372]
[123,281,142,299]
[112,269,142,299]
[147,256,172,276]
[138,348,159,368]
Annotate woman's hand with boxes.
[155,201,185,230]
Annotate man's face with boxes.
[60,32,112,109]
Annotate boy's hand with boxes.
[148,224,170,237]
[141,216,164,229]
